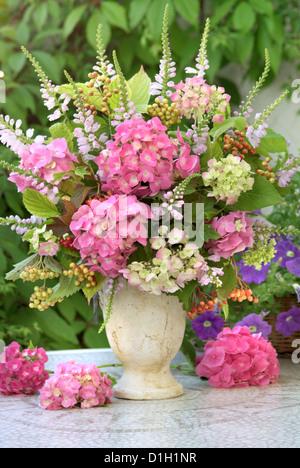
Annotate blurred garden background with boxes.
[0,0,299,350]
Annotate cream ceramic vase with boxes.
[100,284,186,400]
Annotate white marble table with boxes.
[0,349,299,448]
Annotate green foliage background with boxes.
[0,0,299,349]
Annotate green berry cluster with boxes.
[29,286,63,311]
[20,266,60,282]
[148,98,181,127]
[63,263,98,289]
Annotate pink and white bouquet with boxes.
[0,9,298,328]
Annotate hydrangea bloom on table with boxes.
[0,342,49,396]
[0,9,297,348]
[39,360,114,410]
[196,327,280,388]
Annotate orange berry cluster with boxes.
[63,263,98,289]
[256,157,276,184]
[229,288,259,304]
[188,293,222,320]
[222,129,256,159]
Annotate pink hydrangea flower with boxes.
[196,326,280,388]
[39,360,114,411]
[70,194,152,277]
[8,138,77,202]
[171,77,231,121]
[95,118,200,197]
[207,212,254,260]
[19,138,77,183]
[39,242,59,256]
[0,342,49,396]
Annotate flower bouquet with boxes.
[0,8,298,397]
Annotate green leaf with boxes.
[33,3,48,30]
[235,33,255,66]
[173,280,197,311]
[31,50,62,83]
[46,275,83,303]
[82,272,105,305]
[204,225,221,243]
[101,1,128,31]
[33,308,79,345]
[86,12,111,50]
[127,67,151,113]
[5,253,40,281]
[210,117,247,138]
[83,327,110,349]
[174,0,200,27]
[249,0,273,15]
[232,2,256,33]
[129,0,151,29]
[211,140,223,160]
[49,122,74,152]
[63,5,86,39]
[256,129,288,157]
[217,263,237,300]
[211,0,237,27]
[75,166,90,178]
[23,189,60,218]
[180,337,196,369]
[43,257,64,274]
[8,52,26,75]
[230,175,283,211]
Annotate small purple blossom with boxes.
[274,239,300,276]
[191,311,224,341]
[236,314,272,340]
[276,307,300,337]
[238,261,270,285]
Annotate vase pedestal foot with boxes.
[113,366,184,401]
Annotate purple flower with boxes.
[238,261,270,285]
[274,240,300,276]
[276,307,300,337]
[191,311,224,341]
[236,314,272,340]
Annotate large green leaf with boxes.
[46,275,83,303]
[63,5,86,39]
[129,0,151,29]
[210,117,247,138]
[23,189,60,218]
[101,1,128,32]
[217,263,237,301]
[33,308,79,345]
[127,67,151,113]
[86,12,111,49]
[174,0,200,28]
[256,129,288,157]
[232,2,256,33]
[230,175,283,211]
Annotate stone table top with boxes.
[0,349,299,448]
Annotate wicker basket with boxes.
[266,296,300,358]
